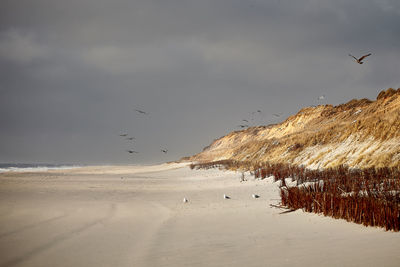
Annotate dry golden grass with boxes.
[188,88,400,169]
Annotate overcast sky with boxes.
[1,0,399,164]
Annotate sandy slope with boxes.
[0,164,399,267]
[189,88,400,168]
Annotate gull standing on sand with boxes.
[252,194,260,199]
[183,197,188,203]
[223,194,230,199]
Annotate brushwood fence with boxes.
[190,160,400,231]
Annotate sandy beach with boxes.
[0,163,399,267]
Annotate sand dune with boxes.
[0,164,399,267]
[190,89,400,169]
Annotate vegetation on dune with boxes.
[187,88,400,169]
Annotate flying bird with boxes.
[127,150,139,154]
[238,125,249,128]
[161,149,168,154]
[134,109,149,115]
[318,95,326,101]
[126,137,135,141]
[349,53,372,64]
[119,133,128,137]
[273,113,282,118]
[242,119,249,123]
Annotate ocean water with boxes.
[0,163,82,173]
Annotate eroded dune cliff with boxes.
[189,88,400,169]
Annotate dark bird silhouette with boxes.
[238,124,249,128]
[127,150,139,154]
[161,149,168,154]
[273,113,282,118]
[119,133,128,137]
[126,137,135,141]
[349,53,371,64]
[135,109,149,115]
[242,119,249,123]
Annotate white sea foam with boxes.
[0,164,81,173]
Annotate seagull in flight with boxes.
[238,124,249,128]
[126,137,135,141]
[349,53,372,64]
[127,150,139,154]
[318,95,326,101]
[161,149,168,154]
[251,110,262,115]
[119,133,128,137]
[273,113,282,118]
[135,109,149,115]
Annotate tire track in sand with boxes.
[0,203,116,267]
[0,214,67,240]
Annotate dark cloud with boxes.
[1,0,399,164]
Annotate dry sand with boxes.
[0,163,399,267]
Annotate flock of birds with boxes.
[121,53,371,158]
[119,109,168,157]
[237,109,292,129]
[237,110,278,129]
[235,53,372,129]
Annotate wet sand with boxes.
[0,163,399,267]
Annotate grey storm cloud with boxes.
[1,0,399,164]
